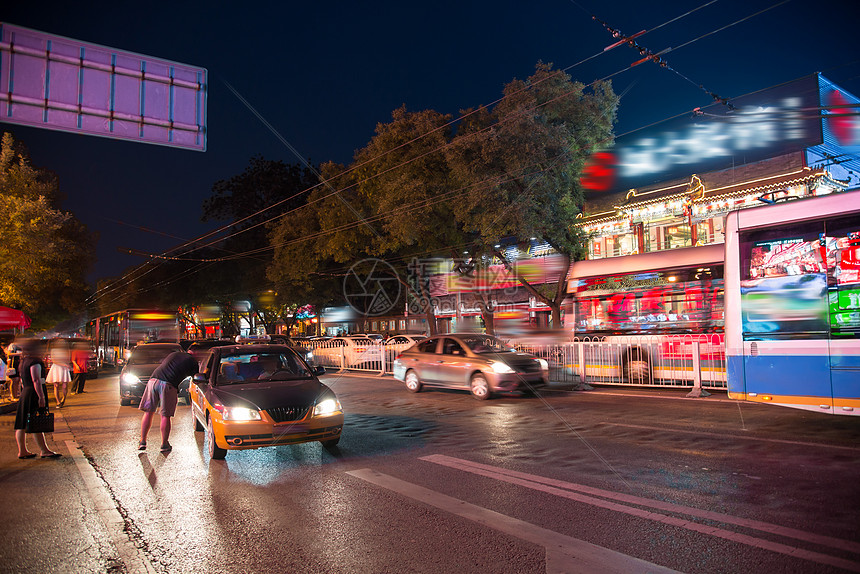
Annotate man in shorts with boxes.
[139,351,199,453]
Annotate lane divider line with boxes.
[601,422,860,452]
[346,468,681,574]
[65,440,158,574]
[422,454,860,554]
[421,455,860,572]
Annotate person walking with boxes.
[139,351,198,453]
[6,340,22,399]
[14,339,60,459]
[46,339,72,407]
[70,341,89,394]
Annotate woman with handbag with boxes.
[13,339,60,459]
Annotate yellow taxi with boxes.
[189,344,343,459]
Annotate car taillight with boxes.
[395,353,402,360]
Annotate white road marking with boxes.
[347,468,682,574]
[421,454,860,572]
[602,422,860,452]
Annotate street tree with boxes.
[446,63,618,327]
[202,156,319,300]
[0,132,95,330]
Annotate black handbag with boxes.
[26,408,54,433]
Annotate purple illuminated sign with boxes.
[0,23,207,151]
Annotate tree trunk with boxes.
[495,250,571,331]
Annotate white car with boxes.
[384,335,426,355]
[312,337,383,368]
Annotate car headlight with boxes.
[313,398,342,417]
[221,406,261,421]
[306,351,314,362]
[121,373,140,385]
[490,361,515,374]
[537,358,549,371]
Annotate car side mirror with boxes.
[313,365,326,376]
[192,373,207,384]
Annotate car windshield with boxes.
[130,348,176,364]
[459,336,513,354]
[216,351,312,384]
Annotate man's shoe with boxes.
[138,441,146,450]
[160,443,172,453]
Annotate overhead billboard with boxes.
[581,75,824,197]
[0,23,207,151]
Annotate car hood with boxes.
[210,379,326,409]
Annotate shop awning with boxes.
[0,307,31,330]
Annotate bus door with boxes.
[829,229,860,413]
[737,221,834,413]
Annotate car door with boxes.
[436,338,470,388]
[191,352,215,422]
[403,337,441,382]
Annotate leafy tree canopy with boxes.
[0,132,95,329]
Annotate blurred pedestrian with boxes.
[6,340,22,399]
[46,339,72,407]
[70,341,89,394]
[14,339,60,459]
[139,351,198,453]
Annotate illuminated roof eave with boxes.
[577,167,845,225]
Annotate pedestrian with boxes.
[46,339,72,407]
[139,351,198,453]
[6,340,22,399]
[70,341,89,394]
[14,339,61,459]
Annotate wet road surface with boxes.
[1,370,859,573]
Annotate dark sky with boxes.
[2,0,858,284]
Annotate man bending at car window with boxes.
[139,351,199,454]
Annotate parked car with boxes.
[311,337,383,368]
[119,342,184,406]
[189,344,342,459]
[392,334,549,400]
[384,334,426,354]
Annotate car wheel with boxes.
[120,398,131,406]
[470,373,490,400]
[405,370,422,393]
[207,416,227,460]
[322,436,340,450]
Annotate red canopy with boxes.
[0,307,31,330]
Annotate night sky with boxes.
[1,0,858,284]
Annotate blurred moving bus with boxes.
[565,243,726,386]
[725,192,860,415]
[86,310,179,368]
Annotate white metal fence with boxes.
[303,334,727,390]
[515,334,727,390]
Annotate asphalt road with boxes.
[1,370,859,573]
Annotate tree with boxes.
[0,132,95,329]
[268,107,460,336]
[446,63,618,327]
[201,156,319,301]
